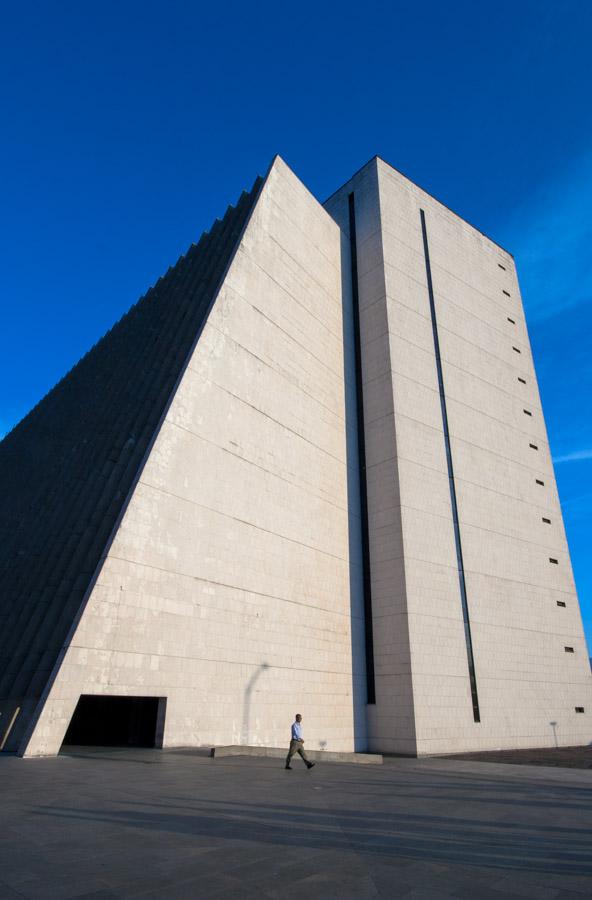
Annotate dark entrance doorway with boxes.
[62,695,165,748]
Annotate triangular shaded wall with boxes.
[0,176,263,752]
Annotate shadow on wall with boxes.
[241,662,270,744]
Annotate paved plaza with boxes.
[1,748,592,899]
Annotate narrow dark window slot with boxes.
[549,558,559,564]
[513,346,521,353]
[565,646,574,653]
[420,209,481,725]
[557,601,566,607]
[542,517,551,524]
[498,263,507,271]
[507,317,515,324]
[529,443,538,450]
[523,409,532,416]
[503,290,511,297]
[348,192,375,706]
[575,707,585,713]
[536,479,545,486]
[518,377,527,384]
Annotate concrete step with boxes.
[210,745,384,765]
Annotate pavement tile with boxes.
[74,893,122,900]
[452,884,553,900]
[489,875,563,899]
[556,893,592,899]
[392,889,458,900]
[131,872,256,899]
[11,878,116,900]
[264,871,379,900]
[0,886,29,899]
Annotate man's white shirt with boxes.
[291,721,303,740]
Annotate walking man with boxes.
[285,713,315,770]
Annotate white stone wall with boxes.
[23,157,366,757]
[326,156,592,754]
[325,163,416,755]
[393,158,592,754]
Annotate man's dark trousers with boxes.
[286,739,311,767]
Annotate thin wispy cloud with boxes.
[553,448,592,465]
[499,151,592,323]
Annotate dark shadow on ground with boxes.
[33,791,592,877]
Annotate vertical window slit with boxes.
[348,192,376,705]
[420,209,481,724]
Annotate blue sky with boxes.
[1,1,591,647]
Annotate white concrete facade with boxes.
[19,155,592,757]
[325,157,592,754]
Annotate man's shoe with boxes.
[285,765,292,770]
[307,762,316,769]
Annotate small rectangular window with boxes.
[507,317,516,324]
[513,346,521,353]
[542,517,551,524]
[523,409,532,416]
[556,600,566,607]
[564,646,574,653]
[529,443,538,450]
[536,479,545,486]
[498,263,507,271]
[575,707,585,713]
[518,377,526,384]
[549,558,558,564]
[503,290,511,297]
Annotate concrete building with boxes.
[1,155,590,758]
